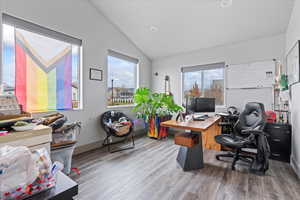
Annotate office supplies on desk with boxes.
[193,114,209,121]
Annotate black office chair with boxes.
[218,106,239,135]
[215,102,269,172]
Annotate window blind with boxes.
[181,62,225,73]
[108,49,139,64]
[3,13,82,46]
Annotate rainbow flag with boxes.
[15,30,73,112]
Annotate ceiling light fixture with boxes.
[220,0,233,8]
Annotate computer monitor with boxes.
[188,97,215,113]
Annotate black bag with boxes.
[250,134,270,175]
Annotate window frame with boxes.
[181,62,226,108]
[106,50,139,108]
[1,13,83,111]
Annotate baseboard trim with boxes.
[74,129,147,155]
[74,140,103,155]
[291,156,300,179]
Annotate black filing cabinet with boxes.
[264,123,291,162]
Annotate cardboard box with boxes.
[0,112,31,121]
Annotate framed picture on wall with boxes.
[90,68,103,81]
[286,40,300,86]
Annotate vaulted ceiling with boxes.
[90,0,294,59]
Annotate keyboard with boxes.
[193,114,209,121]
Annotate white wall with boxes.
[286,0,300,177]
[286,0,300,52]
[152,34,286,110]
[0,0,152,147]
[0,0,2,74]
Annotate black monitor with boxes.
[188,97,215,113]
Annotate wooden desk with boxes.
[161,116,221,171]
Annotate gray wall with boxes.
[286,0,300,177]
[152,34,286,110]
[0,0,152,147]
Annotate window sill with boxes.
[107,104,135,109]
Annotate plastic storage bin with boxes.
[51,145,75,175]
[0,146,61,200]
[52,123,81,145]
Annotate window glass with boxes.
[183,67,224,105]
[107,53,137,106]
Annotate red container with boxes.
[265,111,276,123]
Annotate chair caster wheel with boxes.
[231,166,236,170]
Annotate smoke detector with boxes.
[149,26,158,32]
[220,0,233,8]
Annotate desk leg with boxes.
[176,131,204,171]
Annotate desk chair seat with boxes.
[215,102,269,173]
[215,134,252,149]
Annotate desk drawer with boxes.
[264,123,291,163]
[175,132,199,147]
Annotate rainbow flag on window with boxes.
[15,29,73,112]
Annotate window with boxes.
[182,63,225,106]
[1,14,82,112]
[107,50,138,106]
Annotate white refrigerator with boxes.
[291,83,300,177]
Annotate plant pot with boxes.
[158,115,172,139]
[147,115,171,139]
[147,117,158,138]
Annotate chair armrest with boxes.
[241,129,268,136]
[218,122,233,126]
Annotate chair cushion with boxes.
[245,111,260,126]
[215,134,251,148]
[100,111,133,137]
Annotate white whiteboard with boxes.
[287,42,300,85]
[226,88,273,111]
[227,61,275,89]
[226,60,275,111]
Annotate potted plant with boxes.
[132,88,183,139]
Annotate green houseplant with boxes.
[132,88,183,139]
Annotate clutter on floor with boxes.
[0,95,81,176]
[40,113,81,175]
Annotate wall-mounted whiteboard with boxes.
[226,88,273,111]
[226,60,275,111]
[227,61,275,89]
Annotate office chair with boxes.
[218,106,239,135]
[215,102,268,171]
